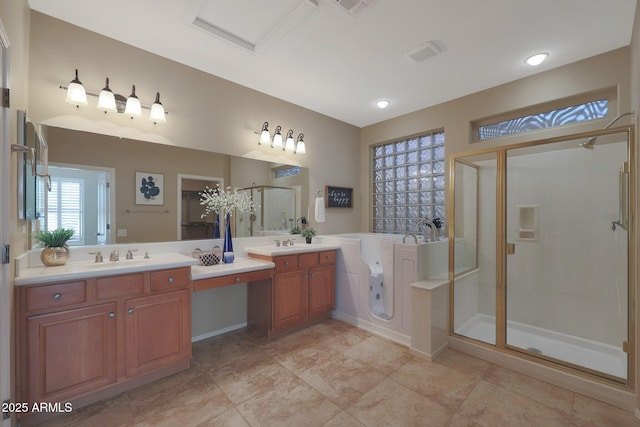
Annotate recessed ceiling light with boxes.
[376,99,390,109]
[524,53,549,66]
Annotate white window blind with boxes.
[39,177,84,244]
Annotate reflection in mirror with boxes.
[37,164,115,246]
[235,185,299,237]
[179,175,222,241]
[41,125,309,247]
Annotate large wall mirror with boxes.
[36,125,308,248]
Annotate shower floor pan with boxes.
[455,313,626,379]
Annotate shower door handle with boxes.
[612,162,629,231]
[506,243,515,255]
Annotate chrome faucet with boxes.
[109,250,119,261]
[418,219,437,242]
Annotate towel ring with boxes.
[316,189,322,196]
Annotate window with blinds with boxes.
[37,177,85,245]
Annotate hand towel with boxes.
[315,196,325,223]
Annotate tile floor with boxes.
[39,319,640,426]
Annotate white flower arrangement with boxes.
[200,185,256,218]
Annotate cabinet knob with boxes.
[284,261,290,266]
[108,312,116,318]
[168,276,174,283]
[127,308,134,314]
[235,277,241,282]
[53,293,62,300]
[311,273,315,278]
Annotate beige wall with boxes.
[28,11,362,236]
[360,47,631,230]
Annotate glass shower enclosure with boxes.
[449,127,634,385]
[234,185,298,237]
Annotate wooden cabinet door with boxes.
[273,270,308,330]
[308,264,335,318]
[125,290,191,378]
[27,303,117,403]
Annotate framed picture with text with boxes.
[325,185,353,208]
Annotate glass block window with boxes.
[477,98,608,141]
[274,166,301,179]
[372,130,446,234]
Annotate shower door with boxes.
[451,153,497,345]
[505,131,631,382]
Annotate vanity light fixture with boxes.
[60,69,168,123]
[524,52,548,66]
[295,133,306,154]
[259,122,271,145]
[97,78,117,113]
[285,129,295,151]
[149,92,166,123]
[65,69,88,107]
[257,122,307,154]
[125,85,142,117]
[272,126,283,148]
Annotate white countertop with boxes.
[191,257,274,280]
[15,252,198,286]
[244,242,341,257]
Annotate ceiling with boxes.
[28,0,637,128]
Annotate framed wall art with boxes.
[325,185,353,208]
[135,172,164,205]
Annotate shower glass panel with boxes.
[452,152,497,345]
[235,186,296,237]
[505,133,629,380]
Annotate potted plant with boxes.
[290,226,302,235]
[301,227,316,244]
[34,228,75,266]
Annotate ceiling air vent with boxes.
[335,0,377,16]
[406,41,441,63]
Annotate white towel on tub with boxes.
[315,196,325,222]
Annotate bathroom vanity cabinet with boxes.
[247,249,336,337]
[15,266,192,423]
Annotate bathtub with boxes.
[321,233,448,345]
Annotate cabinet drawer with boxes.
[298,252,318,268]
[318,250,336,265]
[193,269,272,292]
[97,273,144,300]
[150,267,190,292]
[26,281,87,312]
[274,255,298,273]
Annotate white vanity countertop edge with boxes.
[191,258,275,280]
[244,243,341,256]
[15,252,198,286]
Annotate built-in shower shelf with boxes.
[517,205,538,241]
